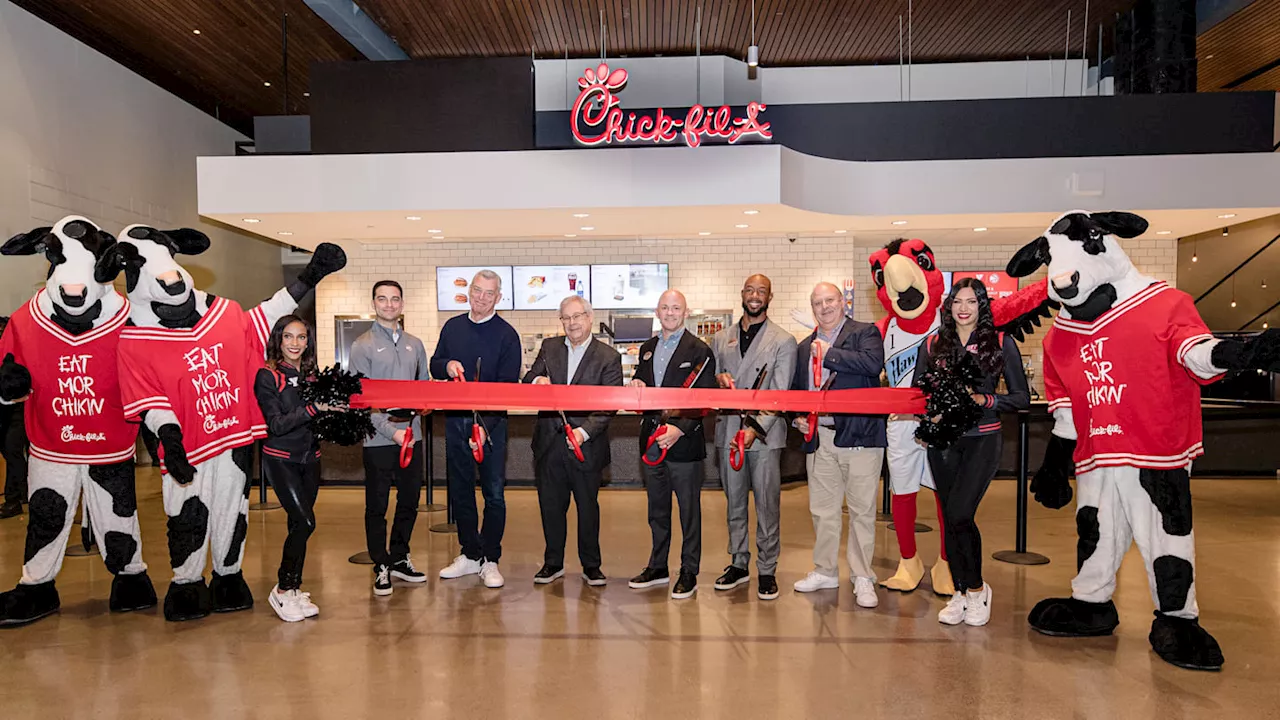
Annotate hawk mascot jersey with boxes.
[1042,281,1221,475]
[118,295,269,472]
[0,290,135,465]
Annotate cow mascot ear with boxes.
[161,228,212,256]
[1,227,54,256]
[1007,236,1051,278]
[94,239,126,284]
[1090,211,1148,239]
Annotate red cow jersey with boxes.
[118,296,271,473]
[0,291,136,465]
[1043,281,1221,474]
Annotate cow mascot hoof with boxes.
[163,580,212,622]
[1149,613,1224,672]
[210,571,254,613]
[1028,597,1120,637]
[109,572,158,613]
[0,581,61,628]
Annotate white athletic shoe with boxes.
[439,554,482,580]
[296,590,319,618]
[938,592,967,626]
[480,561,505,588]
[853,577,880,608]
[964,584,992,627]
[793,571,840,593]
[269,585,306,623]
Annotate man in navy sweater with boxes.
[431,270,522,589]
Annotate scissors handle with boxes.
[804,412,819,442]
[642,425,668,466]
[729,429,746,471]
[469,422,485,463]
[812,342,824,386]
[399,426,414,469]
[564,423,585,462]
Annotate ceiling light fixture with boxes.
[743,209,759,215]
[1231,276,1237,307]
[735,224,749,229]
[1192,238,1198,262]
[427,228,441,233]
[276,231,292,236]
[747,0,759,67]
[242,218,260,223]
[303,92,310,97]
[405,215,421,221]
[1156,230,1172,235]
[698,231,711,236]
[1218,213,1236,219]
[973,227,988,232]
[580,226,595,231]
[892,220,908,226]
[431,235,444,240]
[264,81,271,87]
[1223,227,1229,237]
[573,213,590,218]
[834,230,847,234]
[565,234,577,238]
[192,29,201,35]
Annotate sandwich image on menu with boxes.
[513,265,589,310]
[435,266,514,311]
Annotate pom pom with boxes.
[300,365,373,446]
[914,353,985,450]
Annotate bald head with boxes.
[811,281,845,332]
[741,274,773,321]
[656,288,689,335]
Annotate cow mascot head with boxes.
[0,216,159,628]
[95,225,345,622]
[869,238,946,335]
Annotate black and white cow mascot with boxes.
[0,216,157,626]
[95,225,345,622]
[1007,210,1280,671]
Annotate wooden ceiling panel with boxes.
[1198,0,1280,91]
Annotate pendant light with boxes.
[1230,276,1237,308]
[1191,238,1197,263]
[747,0,759,67]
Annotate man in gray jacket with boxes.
[711,274,797,600]
[348,280,430,597]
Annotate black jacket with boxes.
[914,333,1030,437]
[633,331,718,463]
[254,363,320,463]
[523,337,624,473]
[792,320,887,451]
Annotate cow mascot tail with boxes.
[1008,210,1280,671]
[95,225,346,622]
[0,216,157,627]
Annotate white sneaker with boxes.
[938,592,967,626]
[964,584,992,627]
[479,561,505,588]
[793,571,840,593]
[853,577,880,608]
[269,585,306,622]
[296,590,319,618]
[439,554,482,580]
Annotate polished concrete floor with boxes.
[1,473,1278,719]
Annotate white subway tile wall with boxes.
[316,235,1177,397]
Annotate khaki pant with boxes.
[806,427,884,580]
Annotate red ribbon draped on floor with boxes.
[351,380,925,415]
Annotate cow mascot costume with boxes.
[1009,210,1280,671]
[0,216,156,626]
[95,225,346,621]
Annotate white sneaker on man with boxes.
[853,577,880,608]
[269,585,306,623]
[439,555,482,580]
[479,561,505,588]
[938,592,967,625]
[793,571,839,593]
[964,584,992,627]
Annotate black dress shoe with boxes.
[533,565,565,584]
[628,567,670,589]
[671,570,698,599]
[757,575,780,600]
[714,565,750,591]
[0,501,21,519]
[582,567,607,586]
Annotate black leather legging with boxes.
[928,433,1002,593]
[263,456,319,589]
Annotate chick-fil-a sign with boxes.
[571,63,772,148]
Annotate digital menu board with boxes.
[435,266,514,312]
[513,265,590,311]
[590,264,670,309]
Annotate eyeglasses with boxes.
[560,312,590,324]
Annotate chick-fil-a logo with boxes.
[570,63,772,148]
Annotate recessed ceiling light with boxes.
[242,218,260,223]
[743,209,759,215]
[431,235,444,240]
[1218,213,1236,219]
[264,81,271,87]
[303,92,310,97]
[580,226,595,231]
[276,231,292,236]
[572,213,590,218]
[1206,54,1214,59]
[192,29,201,35]
[735,224,749,229]
[892,220,908,225]
[565,233,578,238]
[427,228,441,233]
[834,230,847,234]
[405,215,421,221]
[698,231,711,236]
[973,227,988,232]
[1156,230,1172,235]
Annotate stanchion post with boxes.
[993,410,1049,565]
[877,455,892,522]
[419,415,444,513]
[430,419,457,533]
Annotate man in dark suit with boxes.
[524,295,623,586]
[627,290,717,599]
[791,282,886,609]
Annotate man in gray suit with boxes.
[711,274,798,600]
[524,296,623,587]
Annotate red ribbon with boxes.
[352,381,924,415]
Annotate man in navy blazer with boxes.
[791,282,887,608]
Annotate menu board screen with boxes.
[435,266,515,312]
[513,265,590,311]
[590,264,670,309]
